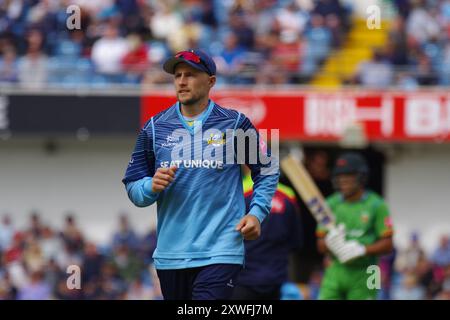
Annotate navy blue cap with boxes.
[332,152,369,176]
[163,49,216,76]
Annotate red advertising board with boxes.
[141,90,450,142]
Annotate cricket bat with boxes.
[281,154,335,230]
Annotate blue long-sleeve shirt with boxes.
[122,100,279,269]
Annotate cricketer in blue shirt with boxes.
[122,49,279,299]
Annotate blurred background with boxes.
[0,0,449,300]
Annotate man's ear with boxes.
[209,75,216,88]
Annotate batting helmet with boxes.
[332,152,369,185]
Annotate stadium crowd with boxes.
[0,210,449,300]
[0,212,162,299]
[349,0,450,88]
[0,0,345,87]
[1,0,449,88]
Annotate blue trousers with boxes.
[156,264,242,300]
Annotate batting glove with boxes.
[324,224,347,256]
[335,240,367,263]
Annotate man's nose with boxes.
[178,74,188,86]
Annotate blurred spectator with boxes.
[229,10,255,50]
[413,247,434,298]
[394,71,419,90]
[313,0,348,46]
[149,264,163,299]
[313,0,345,19]
[392,0,411,19]
[255,55,289,85]
[125,277,154,300]
[54,274,83,300]
[275,1,309,38]
[0,271,18,300]
[82,242,104,283]
[27,211,44,239]
[55,242,83,271]
[435,265,450,300]
[149,2,182,43]
[0,215,14,252]
[4,233,24,266]
[406,1,440,45]
[193,0,217,29]
[23,237,45,273]
[111,244,143,283]
[17,29,48,88]
[255,28,303,85]
[116,0,142,33]
[5,259,29,291]
[324,13,344,48]
[251,0,277,38]
[44,258,61,295]
[39,226,62,261]
[214,33,246,83]
[304,14,331,64]
[431,235,450,268]
[80,278,103,300]
[0,47,19,83]
[167,11,202,53]
[140,228,157,265]
[413,52,438,86]
[112,214,139,251]
[91,24,129,82]
[440,43,450,85]
[121,33,149,83]
[61,214,84,254]
[72,0,114,17]
[98,261,127,299]
[354,50,394,88]
[386,17,409,66]
[395,232,426,273]
[391,272,426,300]
[17,270,51,300]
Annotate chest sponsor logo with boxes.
[206,132,225,147]
[348,229,365,238]
[155,127,278,175]
[162,134,181,148]
[361,212,370,224]
[160,160,224,170]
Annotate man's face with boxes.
[335,173,361,198]
[174,63,215,105]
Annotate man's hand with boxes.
[235,215,261,240]
[152,166,178,193]
[324,224,346,255]
[335,240,366,263]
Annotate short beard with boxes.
[178,93,202,106]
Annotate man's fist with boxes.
[152,166,178,193]
[235,215,261,240]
